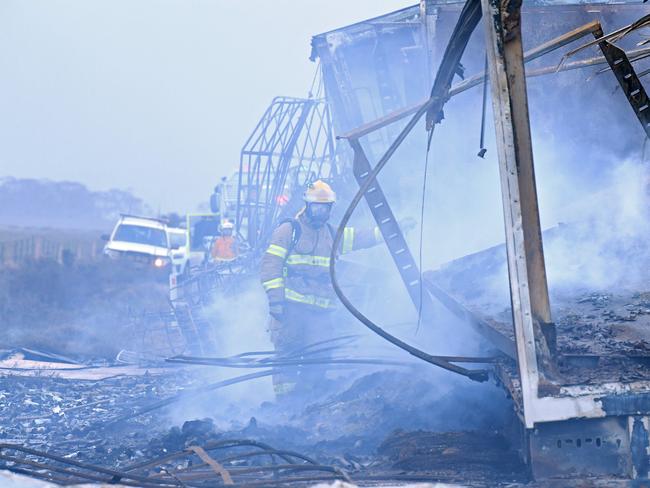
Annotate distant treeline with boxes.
[0,177,149,230]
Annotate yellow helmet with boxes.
[303,180,336,203]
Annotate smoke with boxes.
[542,159,650,293]
[160,251,492,434]
[347,10,650,318]
[168,15,650,453]
[165,279,276,429]
[308,9,650,415]
[123,8,650,449]
[166,10,650,443]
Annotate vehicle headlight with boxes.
[104,249,121,259]
[153,257,169,268]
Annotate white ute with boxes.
[103,215,181,270]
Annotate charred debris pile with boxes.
[0,359,526,486]
[428,222,650,386]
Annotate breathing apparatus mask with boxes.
[305,202,333,228]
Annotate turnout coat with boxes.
[260,212,381,310]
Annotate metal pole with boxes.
[420,0,438,87]
[481,0,556,426]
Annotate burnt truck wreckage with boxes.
[312,0,650,482]
[5,0,650,486]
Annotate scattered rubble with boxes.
[0,369,200,467]
[0,362,526,486]
[377,430,527,485]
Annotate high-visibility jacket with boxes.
[260,213,382,310]
[211,236,238,261]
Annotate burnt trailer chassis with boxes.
[311,0,650,482]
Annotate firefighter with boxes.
[211,220,238,262]
[260,180,384,399]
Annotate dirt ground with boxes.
[0,258,169,357]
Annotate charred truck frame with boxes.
[312,0,650,482]
[168,95,339,354]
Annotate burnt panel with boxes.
[630,416,650,478]
[600,393,650,417]
[529,417,631,479]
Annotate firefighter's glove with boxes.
[269,302,285,321]
[399,217,417,234]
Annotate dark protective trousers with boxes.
[267,302,333,398]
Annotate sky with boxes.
[0,0,412,213]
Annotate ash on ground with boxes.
[0,366,527,486]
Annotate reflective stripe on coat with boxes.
[260,213,381,309]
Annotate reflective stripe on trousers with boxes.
[284,288,332,308]
[286,254,330,267]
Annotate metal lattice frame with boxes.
[236,96,338,252]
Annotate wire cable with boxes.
[478,54,488,158]
[308,61,322,99]
[416,129,434,334]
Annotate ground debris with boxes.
[0,369,202,467]
[0,363,520,486]
[376,430,527,485]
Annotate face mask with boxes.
[306,203,332,228]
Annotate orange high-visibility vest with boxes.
[211,236,237,261]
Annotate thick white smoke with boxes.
[166,280,275,429]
